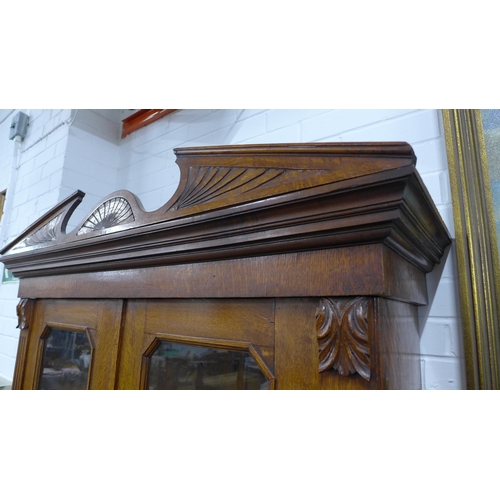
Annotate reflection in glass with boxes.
[147,341,269,390]
[38,329,91,390]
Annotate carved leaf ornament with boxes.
[16,298,29,329]
[316,297,370,380]
[13,213,62,250]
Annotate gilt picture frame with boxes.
[443,110,500,389]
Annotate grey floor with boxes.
[0,376,12,390]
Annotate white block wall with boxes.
[60,110,121,231]
[0,110,19,380]
[0,109,70,379]
[0,109,126,380]
[0,109,466,389]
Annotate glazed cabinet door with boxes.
[15,299,123,390]
[116,299,276,390]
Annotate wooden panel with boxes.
[21,299,123,390]
[18,246,429,305]
[375,297,421,389]
[21,300,41,389]
[18,245,424,305]
[90,300,124,390]
[22,300,93,389]
[320,372,371,390]
[12,330,29,390]
[37,299,99,326]
[274,298,321,389]
[11,299,35,390]
[15,247,376,299]
[116,299,275,389]
[116,300,146,390]
[144,299,275,347]
[382,247,427,305]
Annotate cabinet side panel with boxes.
[375,298,421,389]
[275,298,321,389]
[22,300,46,389]
[12,299,35,390]
[11,331,29,389]
[383,247,428,305]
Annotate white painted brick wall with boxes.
[0,109,466,389]
[1,109,20,306]
[0,109,71,380]
[61,111,120,232]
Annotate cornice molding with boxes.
[0,142,451,279]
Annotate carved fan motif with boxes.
[172,166,285,209]
[78,197,134,235]
[12,213,62,250]
[316,297,370,380]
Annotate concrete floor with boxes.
[0,375,12,390]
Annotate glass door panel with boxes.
[147,341,269,390]
[38,328,92,390]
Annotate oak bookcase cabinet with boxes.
[0,143,451,390]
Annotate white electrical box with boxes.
[9,111,29,141]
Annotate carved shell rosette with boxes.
[316,297,370,380]
[78,197,134,235]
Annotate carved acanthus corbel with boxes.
[316,297,371,380]
[16,298,31,330]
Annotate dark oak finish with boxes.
[18,300,122,390]
[0,142,451,390]
[375,298,421,390]
[12,299,35,389]
[275,298,321,390]
[16,246,428,305]
[115,300,146,390]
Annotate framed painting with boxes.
[443,110,500,389]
